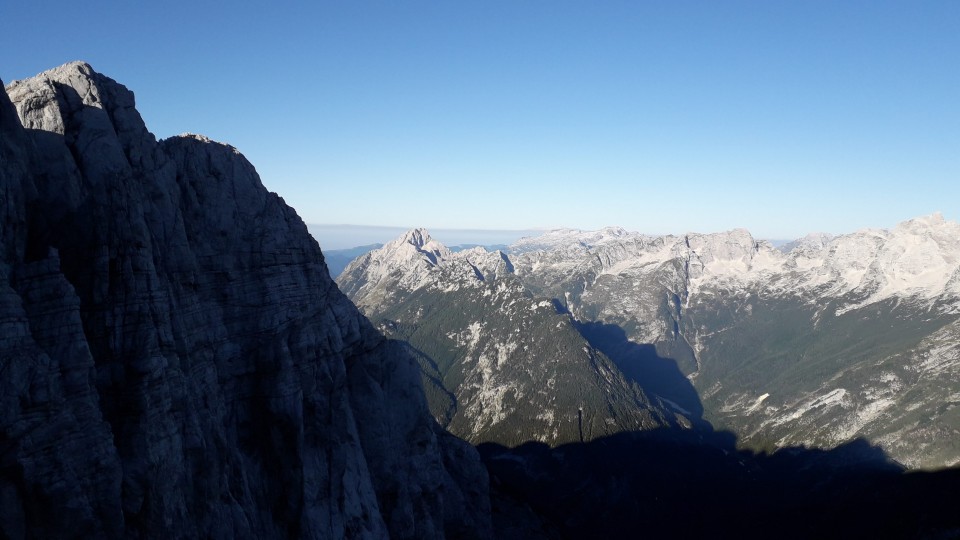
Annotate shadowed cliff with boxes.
[480,429,960,539]
[0,62,490,539]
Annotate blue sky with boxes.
[3,1,958,240]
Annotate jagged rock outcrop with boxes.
[0,62,490,539]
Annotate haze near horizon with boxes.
[2,1,956,240]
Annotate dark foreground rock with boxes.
[0,62,490,540]
[481,430,960,540]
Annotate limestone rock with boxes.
[0,62,490,539]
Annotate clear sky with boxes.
[2,1,958,240]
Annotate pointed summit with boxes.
[380,228,449,260]
[6,61,122,115]
[400,227,432,248]
[6,59,158,172]
[384,228,447,262]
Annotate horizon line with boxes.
[307,222,809,240]
[307,223,550,233]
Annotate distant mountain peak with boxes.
[779,232,834,253]
[601,225,628,236]
[380,227,450,266]
[399,227,433,248]
[896,212,952,234]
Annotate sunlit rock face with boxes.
[0,62,490,539]
[503,222,960,469]
[338,229,691,447]
[342,216,960,469]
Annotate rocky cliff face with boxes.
[0,62,490,539]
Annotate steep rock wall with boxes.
[0,62,490,539]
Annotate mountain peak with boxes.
[400,227,433,248]
[46,60,96,76]
[5,58,155,170]
[601,226,628,236]
[897,212,948,231]
[8,60,95,84]
[778,232,835,253]
[6,60,112,101]
[686,228,759,257]
[379,227,450,260]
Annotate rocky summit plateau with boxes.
[4,62,960,540]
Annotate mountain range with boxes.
[339,216,960,469]
[337,230,692,447]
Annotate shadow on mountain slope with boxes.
[395,339,459,427]
[574,320,707,425]
[479,428,960,539]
